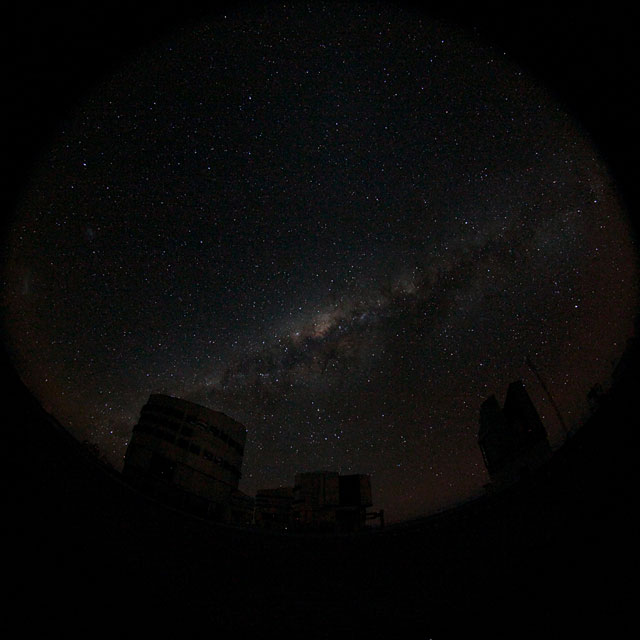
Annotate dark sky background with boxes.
[4,1,638,522]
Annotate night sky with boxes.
[4,2,638,522]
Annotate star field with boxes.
[3,2,637,521]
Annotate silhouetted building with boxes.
[123,394,246,521]
[254,472,375,533]
[478,380,552,487]
[293,471,341,530]
[293,471,373,532]
[254,487,294,530]
[228,489,255,526]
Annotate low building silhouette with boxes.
[123,394,247,521]
[254,487,295,530]
[301,472,373,533]
[293,471,342,531]
[478,380,552,488]
[255,471,375,533]
[228,489,255,526]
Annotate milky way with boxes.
[3,2,637,521]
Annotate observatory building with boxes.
[254,487,295,531]
[293,471,373,532]
[123,394,249,521]
[478,380,552,488]
[254,471,379,533]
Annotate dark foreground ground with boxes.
[6,335,637,639]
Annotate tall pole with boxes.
[525,356,570,439]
